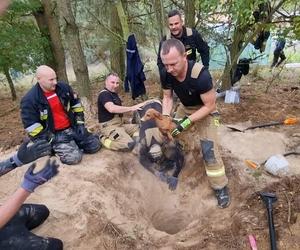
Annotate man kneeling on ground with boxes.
[97,72,145,151]
[21,65,101,165]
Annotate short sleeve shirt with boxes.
[97,89,122,123]
[161,61,213,106]
[43,91,71,130]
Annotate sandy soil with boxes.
[0,67,299,249]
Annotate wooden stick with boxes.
[283,191,291,223]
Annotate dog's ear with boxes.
[154,111,163,120]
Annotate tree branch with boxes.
[169,0,184,10]
[227,0,287,78]
[129,11,155,20]
[85,8,126,44]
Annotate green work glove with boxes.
[171,116,192,137]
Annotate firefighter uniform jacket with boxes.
[157,26,210,81]
[20,81,84,140]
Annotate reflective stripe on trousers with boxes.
[175,103,228,189]
[99,116,138,151]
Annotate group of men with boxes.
[0,7,231,250]
[97,10,230,208]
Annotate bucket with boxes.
[225,88,240,104]
[264,154,289,176]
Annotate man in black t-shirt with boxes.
[97,73,145,151]
[157,10,209,82]
[160,38,230,208]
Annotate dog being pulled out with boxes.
[136,100,184,190]
[140,108,176,141]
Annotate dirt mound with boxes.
[1,124,299,249]
[223,176,300,250]
[0,68,299,249]
[0,149,218,249]
[0,96,25,150]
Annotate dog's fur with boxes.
[141,108,177,141]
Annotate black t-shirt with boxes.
[161,61,213,106]
[97,89,122,123]
[157,27,210,70]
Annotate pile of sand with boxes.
[0,125,299,249]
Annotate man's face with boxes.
[161,47,187,78]
[105,75,120,93]
[38,70,57,92]
[168,15,183,37]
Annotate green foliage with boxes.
[293,16,300,39]
[0,0,46,73]
[286,48,300,62]
[9,0,41,16]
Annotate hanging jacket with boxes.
[125,34,146,100]
[275,38,286,52]
[231,58,250,85]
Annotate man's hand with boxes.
[167,176,178,190]
[171,116,192,137]
[154,170,168,182]
[14,139,52,166]
[21,159,59,193]
[131,102,146,112]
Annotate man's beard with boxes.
[172,29,183,38]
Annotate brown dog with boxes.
[141,108,177,140]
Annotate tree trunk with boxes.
[4,67,17,101]
[221,22,248,90]
[42,0,68,82]
[116,0,129,39]
[184,0,195,27]
[33,0,68,82]
[33,10,56,69]
[152,0,165,39]
[110,4,125,79]
[58,0,91,98]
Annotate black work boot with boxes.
[214,186,230,208]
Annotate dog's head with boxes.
[140,108,163,121]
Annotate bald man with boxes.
[20,65,101,165]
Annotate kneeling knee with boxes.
[81,136,101,154]
[47,238,63,250]
[60,152,82,165]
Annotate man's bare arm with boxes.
[0,188,30,229]
[104,101,145,114]
[162,89,173,116]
